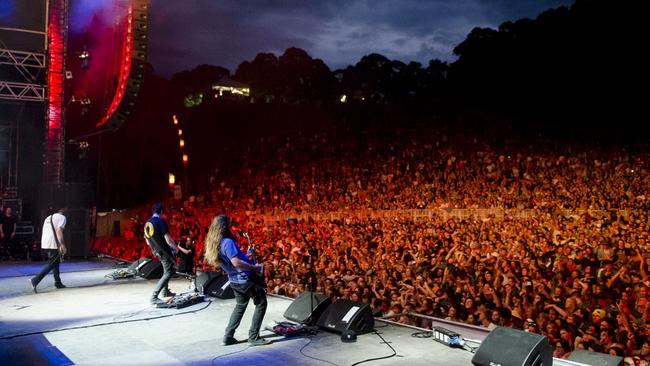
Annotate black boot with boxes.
[150,292,162,304]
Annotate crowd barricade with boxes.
[257,208,628,225]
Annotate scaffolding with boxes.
[0,48,47,197]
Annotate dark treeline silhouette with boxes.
[83,0,649,209]
[452,0,647,127]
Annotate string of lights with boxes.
[169,114,189,196]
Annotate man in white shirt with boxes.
[30,208,67,293]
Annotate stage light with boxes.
[173,115,178,125]
[178,129,183,136]
[182,154,188,164]
[179,139,185,148]
[79,50,90,69]
[168,173,175,187]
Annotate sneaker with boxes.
[161,290,176,297]
[222,337,239,346]
[55,284,67,289]
[29,278,37,293]
[150,297,163,305]
[248,338,271,347]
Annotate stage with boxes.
[0,259,588,366]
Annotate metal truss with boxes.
[0,49,46,81]
[0,49,47,102]
[0,80,45,101]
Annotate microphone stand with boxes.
[293,221,318,324]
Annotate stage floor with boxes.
[0,259,482,366]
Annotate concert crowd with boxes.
[94,126,650,364]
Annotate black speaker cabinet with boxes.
[203,274,235,299]
[567,349,623,366]
[472,327,552,366]
[316,299,374,334]
[195,270,219,292]
[284,291,332,325]
[135,258,163,279]
[127,258,149,272]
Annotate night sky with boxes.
[149,0,573,77]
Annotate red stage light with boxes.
[97,5,135,127]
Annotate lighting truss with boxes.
[0,49,47,102]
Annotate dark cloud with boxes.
[148,0,573,77]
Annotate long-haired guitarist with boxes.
[204,214,270,346]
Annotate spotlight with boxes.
[79,49,90,69]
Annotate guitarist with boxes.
[30,207,68,293]
[144,203,181,304]
[204,214,270,347]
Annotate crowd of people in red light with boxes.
[94,126,650,364]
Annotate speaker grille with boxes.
[316,299,374,334]
[283,292,332,325]
[471,327,552,366]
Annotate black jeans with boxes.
[225,281,267,342]
[1,235,13,259]
[151,251,175,298]
[32,249,63,286]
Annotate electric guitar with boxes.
[242,232,267,288]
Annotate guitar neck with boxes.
[243,233,257,263]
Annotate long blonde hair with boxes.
[204,215,230,267]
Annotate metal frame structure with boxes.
[0,34,48,197]
[0,49,47,102]
[0,81,46,102]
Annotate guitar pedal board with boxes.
[156,293,205,309]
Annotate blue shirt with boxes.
[219,238,253,284]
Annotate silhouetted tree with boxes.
[235,53,280,102]
[451,0,648,126]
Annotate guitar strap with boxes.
[50,214,63,260]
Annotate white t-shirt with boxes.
[41,213,67,249]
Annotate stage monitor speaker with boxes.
[127,258,150,272]
[567,349,623,366]
[135,258,163,279]
[472,327,552,366]
[316,299,374,334]
[283,291,332,325]
[203,274,234,299]
[195,270,220,292]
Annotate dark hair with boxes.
[152,203,164,215]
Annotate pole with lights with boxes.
[171,114,189,199]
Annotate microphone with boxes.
[286,217,298,224]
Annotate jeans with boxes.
[225,281,268,341]
[1,235,13,259]
[151,250,175,298]
[32,249,62,286]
